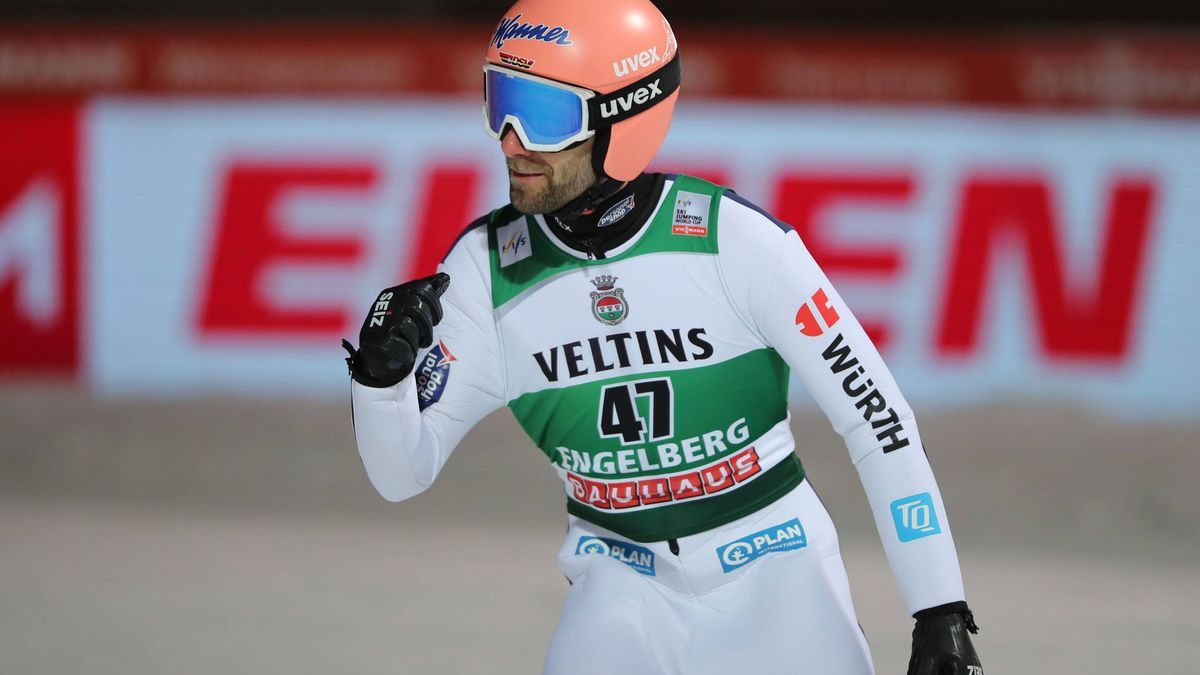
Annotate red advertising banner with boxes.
[2,26,1200,112]
[75,99,1199,419]
[0,100,81,375]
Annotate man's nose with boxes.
[500,127,532,158]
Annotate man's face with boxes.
[502,129,596,214]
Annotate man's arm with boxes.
[717,193,971,615]
[347,224,505,502]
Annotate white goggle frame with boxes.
[482,64,598,153]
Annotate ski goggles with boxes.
[483,52,681,152]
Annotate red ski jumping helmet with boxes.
[483,0,681,182]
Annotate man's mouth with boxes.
[509,167,545,181]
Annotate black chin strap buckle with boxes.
[550,177,624,222]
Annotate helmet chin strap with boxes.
[548,178,624,230]
[548,126,623,230]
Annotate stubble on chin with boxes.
[509,178,546,215]
[508,153,596,215]
[509,171,564,215]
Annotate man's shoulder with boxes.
[660,173,792,237]
[717,188,793,236]
[704,184,798,268]
[442,205,524,263]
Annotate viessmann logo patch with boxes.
[416,339,456,411]
[575,536,656,576]
[715,517,807,573]
[671,191,710,236]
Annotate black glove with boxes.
[342,273,451,388]
[907,601,983,675]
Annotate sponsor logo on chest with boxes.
[532,327,714,383]
[715,517,808,573]
[575,536,656,575]
[672,191,710,236]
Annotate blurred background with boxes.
[2,1,1199,673]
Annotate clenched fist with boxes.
[342,273,451,388]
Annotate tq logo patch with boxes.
[589,274,628,325]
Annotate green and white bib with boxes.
[353,173,963,612]
[486,176,804,541]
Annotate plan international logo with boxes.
[589,275,628,325]
[715,517,808,573]
[575,536,656,576]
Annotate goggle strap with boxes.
[587,53,681,129]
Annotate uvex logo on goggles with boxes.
[588,53,681,125]
[598,78,664,119]
[483,53,681,152]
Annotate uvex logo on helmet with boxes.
[612,47,662,78]
[599,78,664,119]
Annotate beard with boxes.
[508,151,597,215]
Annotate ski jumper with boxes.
[351,174,967,674]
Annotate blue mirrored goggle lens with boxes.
[485,69,585,146]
